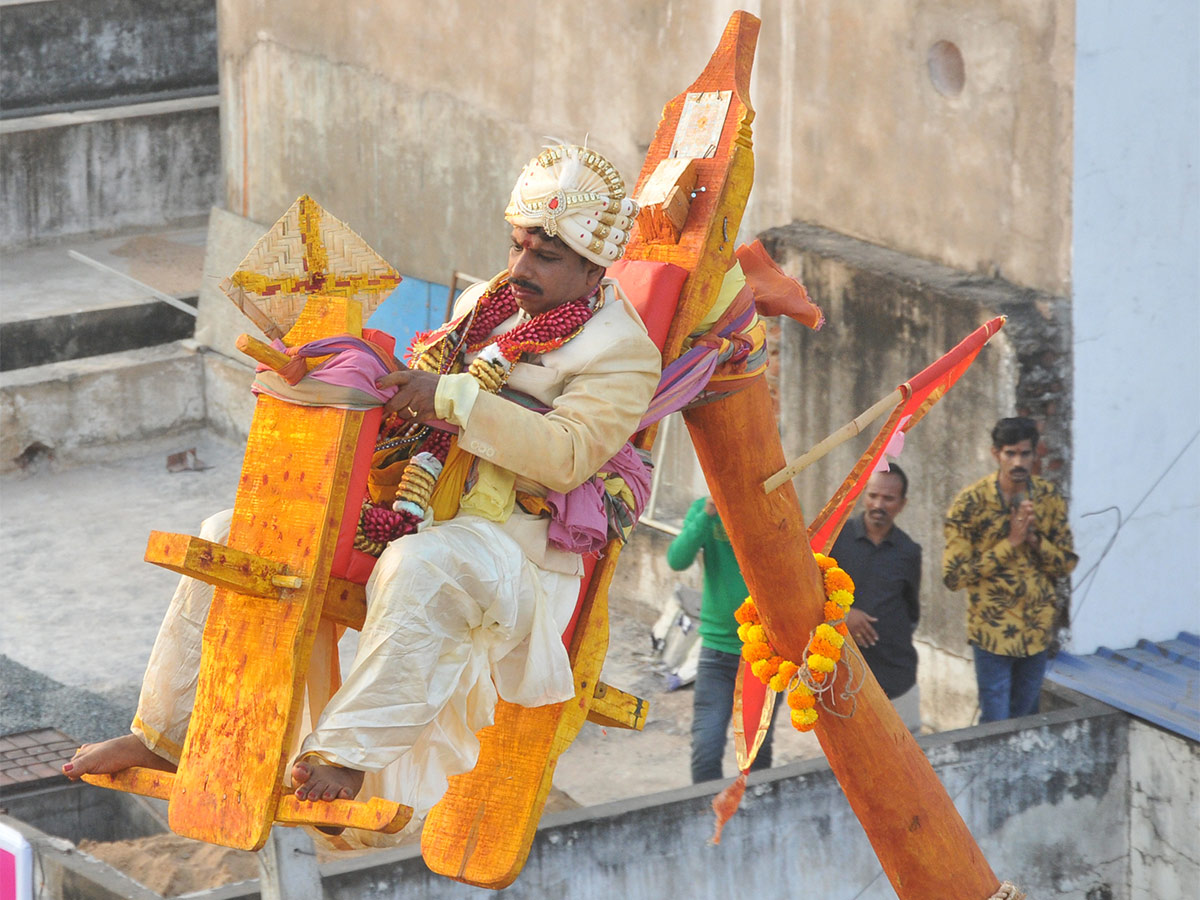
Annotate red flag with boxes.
[808,316,1006,553]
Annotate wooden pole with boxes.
[683,375,999,899]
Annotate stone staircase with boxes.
[0,0,222,471]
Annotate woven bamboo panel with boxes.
[220,194,401,338]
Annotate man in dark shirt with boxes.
[829,465,923,731]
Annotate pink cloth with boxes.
[258,335,399,404]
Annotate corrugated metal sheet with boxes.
[1047,632,1200,741]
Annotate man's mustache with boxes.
[510,277,542,295]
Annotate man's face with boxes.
[863,470,906,533]
[507,226,603,316]
[992,439,1035,485]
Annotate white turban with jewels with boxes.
[505,144,640,267]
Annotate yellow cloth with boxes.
[429,438,472,522]
[685,260,747,348]
[458,460,516,522]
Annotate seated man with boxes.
[64,144,661,827]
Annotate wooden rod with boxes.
[763,387,903,494]
[236,333,292,371]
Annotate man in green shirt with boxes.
[668,496,775,782]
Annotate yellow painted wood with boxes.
[144,531,299,600]
[585,682,648,731]
[275,794,412,834]
[168,296,366,851]
[82,768,173,801]
[321,576,367,631]
[235,333,292,372]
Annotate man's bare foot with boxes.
[62,734,176,780]
[290,759,364,803]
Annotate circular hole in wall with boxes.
[927,40,965,96]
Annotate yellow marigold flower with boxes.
[813,552,837,572]
[791,707,819,731]
[815,623,845,650]
[824,567,855,594]
[751,656,781,683]
[787,687,815,710]
[737,622,753,643]
[829,589,855,609]
[734,599,759,625]
[742,641,773,664]
[808,653,835,673]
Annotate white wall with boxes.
[1070,1,1200,653]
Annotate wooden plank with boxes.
[144,532,300,599]
[275,794,412,834]
[82,767,174,801]
[585,682,648,731]
[321,576,367,631]
[168,296,366,851]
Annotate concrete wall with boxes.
[0,100,221,246]
[1128,720,1200,899]
[216,0,1072,294]
[0,0,217,115]
[176,692,1136,900]
[1068,0,1200,654]
[0,343,207,470]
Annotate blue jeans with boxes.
[691,646,776,783]
[972,646,1049,723]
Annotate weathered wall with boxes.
[216,0,1072,294]
[1128,721,1200,899]
[758,221,1071,729]
[171,693,1130,900]
[0,101,221,246]
[0,0,217,115]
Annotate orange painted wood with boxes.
[421,539,622,888]
[683,376,1000,900]
[275,794,412,834]
[625,11,760,370]
[168,297,366,851]
[82,767,174,801]
[321,576,367,631]
[144,531,299,600]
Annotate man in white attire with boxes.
[65,144,661,829]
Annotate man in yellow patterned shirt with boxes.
[942,417,1078,722]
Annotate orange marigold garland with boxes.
[736,552,857,732]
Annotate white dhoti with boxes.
[132,508,580,836]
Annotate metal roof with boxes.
[1047,631,1200,742]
